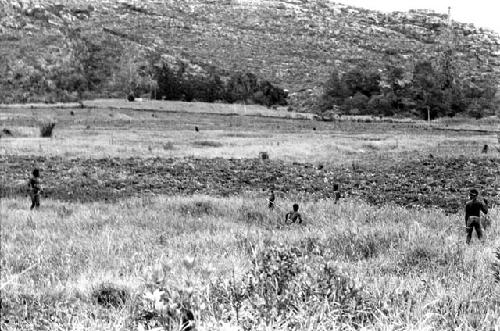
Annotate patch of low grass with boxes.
[191,140,223,148]
[162,141,175,150]
[236,205,268,226]
[177,199,219,217]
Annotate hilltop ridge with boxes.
[1,0,499,112]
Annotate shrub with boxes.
[162,141,175,150]
[178,200,217,217]
[134,287,195,331]
[208,243,376,329]
[236,205,267,225]
[91,283,129,308]
[303,233,394,262]
[40,122,56,137]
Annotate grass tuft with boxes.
[236,205,267,225]
[178,200,218,217]
[91,283,129,308]
[162,141,175,150]
[40,122,56,138]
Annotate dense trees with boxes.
[153,66,287,106]
[320,55,498,119]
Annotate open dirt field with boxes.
[1,101,500,330]
[1,154,499,214]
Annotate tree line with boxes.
[319,55,498,119]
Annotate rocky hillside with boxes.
[1,0,499,109]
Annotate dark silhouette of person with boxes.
[465,188,488,244]
[285,203,303,224]
[333,183,341,203]
[28,168,42,210]
[268,189,275,209]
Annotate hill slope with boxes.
[1,0,499,110]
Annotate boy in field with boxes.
[285,203,303,224]
[268,189,275,209]
[465,188,488,244]
[28,168,42,210]
[333,183,341,204]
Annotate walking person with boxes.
[268,189,275,209]
[465,188,488,244]
[28,168,42,210]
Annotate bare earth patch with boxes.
[1,154,498,213]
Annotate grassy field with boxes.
[1,101,500,330]
[1,101,498,164]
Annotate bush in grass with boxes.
[236,205,267,225]
[397,240,464,275]
[40,122,56,137]
[91,283,129,308]
[178,200,217,217]
[162,141,175,150]
[133,286,195,331]
[208,243,376,330]
[303,231,397,262]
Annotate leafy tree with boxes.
[343,68,380,97]
[367,94,393,116]
[225,72,259,103]
[155,64,183,100]
[320,66,380,113]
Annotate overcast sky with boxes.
[338,0,500,33]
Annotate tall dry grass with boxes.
[1,195,499,330]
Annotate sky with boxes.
[338,0,500,34]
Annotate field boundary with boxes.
[0,99,318,120]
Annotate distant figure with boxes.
[482,144,488,154]
[28,168,42,210]
[127,92,135,102]
[195,126,199,132]
[259,152,269,160]
[285,203,303,224]
[465,188,488,244]
[333,183,341,203]
[268,190,275,209]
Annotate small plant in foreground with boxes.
[40,122,56,137]
[91,283,129,308]
[492,246,500,283]
[208,243,376,330]
[134,287,195,331]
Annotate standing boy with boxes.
[28,168,42,210]
[465,188,488,244]
[268,189,275,209]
